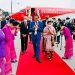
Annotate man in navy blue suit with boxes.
[29,15,43,63]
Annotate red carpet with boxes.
[16,41,75,75]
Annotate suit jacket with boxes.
[20,21,30,35]
[29,21,43,39]
[65,22,71,30]
[53,22,57,30]
[42,20,46,29]
[1,20,7,29]
[65,22,72,34]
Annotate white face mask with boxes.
[24,20,27,22]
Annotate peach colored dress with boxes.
[43,25,56,52]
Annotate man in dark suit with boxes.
[29,15,43,63]
[20,16,30,54]
[42,14,49,29]
[52,18,57,30]
[52,18,57,42]
[56,18,61,44]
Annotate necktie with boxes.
[34,21,38,35]
[35,21,38,25]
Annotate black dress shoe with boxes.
[32,55,36,58]
[62,57,69,59]
[36,59,42,63]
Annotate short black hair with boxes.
[9,19,15,24]
[60,22,64,26]
[58,18,61,21]
[47,20,52,24]
[66,17,70,20]
[12,21,19,26]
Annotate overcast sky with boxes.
[0,0,75,13]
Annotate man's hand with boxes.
[34,25,38,29]
[35,25,38,29]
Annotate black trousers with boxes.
[73,35,75,40]
[57,35,60,43]
[21,35,28,52]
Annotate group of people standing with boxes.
[20,14,74,62]
[42,15,73,60]
[0,13,74,75]
[20,15,43,63]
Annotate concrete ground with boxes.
[12,32,75,75]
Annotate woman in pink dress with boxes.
[10,25,20,62]
[43,21,56,60]
[2,20,19,75]
[60,22,73,59]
